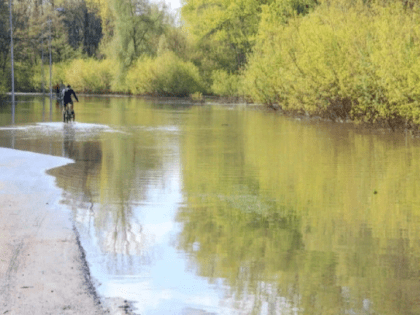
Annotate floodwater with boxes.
[1,96,420,315]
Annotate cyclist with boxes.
[63,85,79,121]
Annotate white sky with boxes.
[163,0,182,11]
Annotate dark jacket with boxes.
[63,88,78,103]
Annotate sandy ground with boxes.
[0,148,132,315]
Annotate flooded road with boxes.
[1,96,420,314]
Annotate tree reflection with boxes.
[48,100,179,274]
[178,107,420,314]
[4,98,420,314]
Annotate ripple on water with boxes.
[0,122,126,136]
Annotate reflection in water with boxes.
[52,123,159,274]
[177,109,420,315]
[1,97,420,314]
[62,124,76,158]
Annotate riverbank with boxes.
[4,92,417,135]
[3,92,250,106]
[0,147,135,314]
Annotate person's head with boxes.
[67,85,71,88]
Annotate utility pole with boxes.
[9,0,15,124]
[42,35,45,121]
[40,0,45,121]
[41,37,44,95]
[41,0,44,96]
[49,19,52,121]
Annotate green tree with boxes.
[181,0,317,92]
[0,0,10,93]
[181,0,263,73]
[156,27,189,58]
[60,0,103,57]
[108,0,168,67]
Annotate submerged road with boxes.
[0,148,115,314]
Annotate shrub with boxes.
[243,1,420,126]
[126,51,204,97]
[29,58,118,93]
[0,74,7,96]
[211,70,241,97]
[63,58,118,93]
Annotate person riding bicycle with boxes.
[63,85,79,109]
[62,85,79,120]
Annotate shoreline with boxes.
[3,91,253,106]
[3,92,418,134]
[0,147,134,314]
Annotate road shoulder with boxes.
[0,148,105,314]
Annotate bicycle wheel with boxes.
[64,109,70,123]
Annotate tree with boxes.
[180,0,318,91]
[108,0,168,67]
[0,0,9,93]
[181,0,266,73]
[0,0,10,74]
[60,0,103,57]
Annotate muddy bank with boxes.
[0,147,134,314]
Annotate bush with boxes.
[31,62,66,92]
[0,74,7,96]
[32,58,117,94]
[1,64,37,93]
[32,53,204,96]
[126,51,204,97]
[211,70,241,97]
[243,1,420,126]
[62,58,118,93]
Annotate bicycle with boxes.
[63,103,75,123]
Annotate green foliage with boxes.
[60,0,103,57]
[243,1,420,126]
[0,73,8,96]
[97,0,176,91]
[32,58,118,93]
[0,0,10,83]
[3,62,40,92]
[66,59,116,93]
[126,51,204,96]
[105,0,168,67]
[5,0,197,96]
[181,0,317,68]
[12,3,72,65]
[15,62,37,91]
[276,0,318,18]
[65,58,118,93]
[180,0,318,96]
[181,0,262,74]
[50,62,68,87]
[156,27,189,59]
[32,52,205,96]
[190,91,203,101]
[10,0,420,130]
[211,70,241,96]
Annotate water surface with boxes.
[1,96,420,315]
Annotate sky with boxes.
[163,0,182,11]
